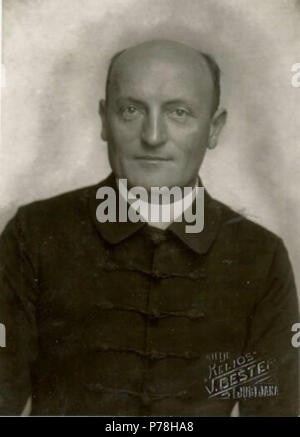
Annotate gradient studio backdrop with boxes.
[2,0,300,302]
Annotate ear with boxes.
[99,99,108,142]
[208,108,227,150]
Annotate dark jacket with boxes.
[0,173,299,416]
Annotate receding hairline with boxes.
[105,42,221,115]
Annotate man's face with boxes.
[100,41,222,190]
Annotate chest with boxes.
[36,229,258,356]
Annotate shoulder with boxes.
[209,196,296,291]
[16,183,95,226]
[16,174,114,222]
[0,182,102,263]
[210,195,285,255]
[7,179,110,245]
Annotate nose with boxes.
[141,110,167,147]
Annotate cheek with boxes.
[109,117,142,146]
[171,124,210,158]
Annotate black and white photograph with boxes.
[0,0,300,418]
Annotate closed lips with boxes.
[135,156,171,161]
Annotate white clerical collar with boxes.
[117,178,199,230]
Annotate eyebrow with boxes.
[115,97,196,107]
[115,97,146,106]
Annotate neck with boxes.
[117,177,199,206]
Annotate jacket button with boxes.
[148,309,160,323]
[151,270,161,280]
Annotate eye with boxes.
[120,105,140,120]
[168,108,190,121]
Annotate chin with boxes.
[128,176,181,191]
[117,164,186,190]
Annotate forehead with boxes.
[108,45,214,104]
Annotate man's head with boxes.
[100,39,227,190]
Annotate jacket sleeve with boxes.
[0,210,38,415]
[239,238,299,417]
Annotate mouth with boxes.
[135,155,172,163]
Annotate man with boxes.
[0,40,299,416]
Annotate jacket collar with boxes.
[89,173,222,255]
